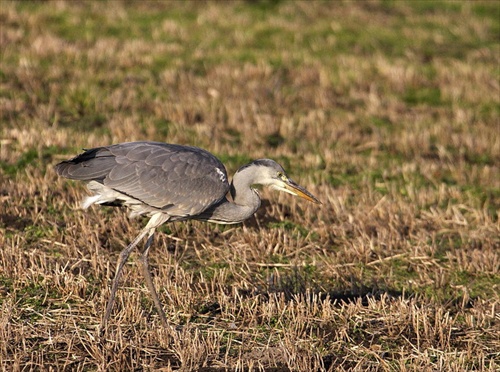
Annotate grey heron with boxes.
[55,141,320,329]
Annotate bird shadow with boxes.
[243,269,406,308]
[197,265,476,321]
[0,213,33,231]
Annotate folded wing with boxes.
[55,142,230,218]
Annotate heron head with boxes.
[237,159,321,204]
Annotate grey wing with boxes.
[55,142,230,217]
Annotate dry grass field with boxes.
[1,1,499,371]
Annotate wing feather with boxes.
[55,142,230,217]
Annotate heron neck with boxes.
[230,170,261,211]
[195,170,261,224]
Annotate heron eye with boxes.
[277,172,286,180]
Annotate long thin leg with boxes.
[100,213,170,332]
[101,227,150,330]
[138,230,169,328]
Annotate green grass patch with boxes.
[0,146,60,177]
[403,87,443,106]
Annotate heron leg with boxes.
[101,227,150,330]
[138,230,170,328]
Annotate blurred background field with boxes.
[0,1,499,371]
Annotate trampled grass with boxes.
[1,1,499,371]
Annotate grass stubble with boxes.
[0,1,499,371]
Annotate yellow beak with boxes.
[283,179,321,204]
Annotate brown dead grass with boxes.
[1,1,499,371]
